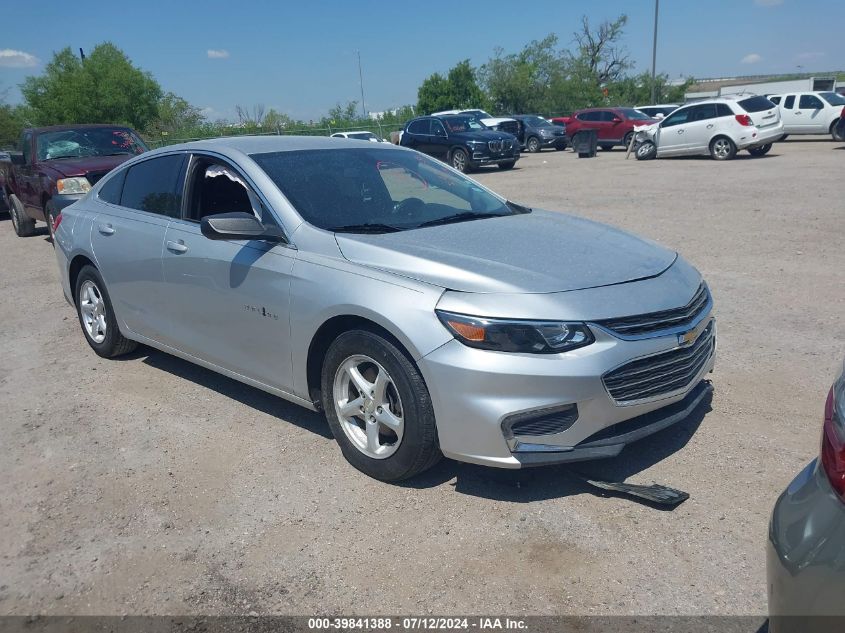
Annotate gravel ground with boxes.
[0,138,842,617]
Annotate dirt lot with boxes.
[1,138,843,617]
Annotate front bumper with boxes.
[418,317,716,468]
[469,149,520,165]
[539,135,568,149]
[767,460,845,631]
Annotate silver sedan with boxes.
[53,136,715,481]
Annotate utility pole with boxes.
[357,50,367,119]
[650,0,659,104]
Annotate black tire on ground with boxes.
[526,136,541,153]
[497,161,516,170]
[320,330,441,482]
[9,194,36,237]
[74,265,138,358]
[709,136,737,161]
[832,120,845,142]
[748,144,772,157]
[45,199,58,243]
[635,140,657,161]
[570,132,583,149]
[450,148,470,173]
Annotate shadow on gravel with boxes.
[126,347,334,439]
[408,390,712,507]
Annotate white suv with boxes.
[634,95,784,161]
[767,91,845,140]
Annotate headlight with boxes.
[436,310,594,354]
[56,177,92,195]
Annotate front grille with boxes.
[488,139,513,152]
[603,321,715,403]
[596,283,710,337]
[86,170,110,185]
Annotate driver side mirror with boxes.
[611,116,622,123]
[200,212,285,242]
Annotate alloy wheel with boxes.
[79,280,107,344]
[451,150,466,172]
[332,355,404,459]
[713,139,732,159]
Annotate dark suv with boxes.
[400,115,520,172]
[507,115,568,152]
[565,107,657,150]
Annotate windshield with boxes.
[37,127,147,161]
[251,148,525,233]
[820,92,845,106]
[348,132,378,141]
[618,108,652,120]
[523,116,552,127]
[441,116,486,132]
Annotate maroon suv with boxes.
[3,124,147,239]
[565,107,657,150]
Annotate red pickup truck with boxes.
[1,124,147,239]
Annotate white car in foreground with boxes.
[330,131,387,142]
[767,91,845,141]
[634,95,784,161]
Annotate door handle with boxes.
[677,129,684,134]
[166,239,188,254]
[795,111,802,115]
[97,223,114,235]
[706,124,714,129]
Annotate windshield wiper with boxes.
[328,223,403,234]
[416,212,504,228]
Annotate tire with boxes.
[450,148,470,173]
[497,160,516,170]
[320,330,441,481]
[570,132,583,149]
[623,131,635,151]
[635,140,657,161]
[709,136,736,161]
[748,144,772,157]
[45,200,58,243]
[74,265,138,358]
[554,145,566,151]
[832,120,845,142]
[526,136,541,153]
[9,194,36,237]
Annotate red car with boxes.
[565,107,657,150]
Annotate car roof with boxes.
[147,135,405,156]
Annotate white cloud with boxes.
[0,49,39,68]
[741,53,762,64]
[207,49,230,59]
[754,0,784,6]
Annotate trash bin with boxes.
[576,129,598,158]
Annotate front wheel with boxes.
[526,136,541,153]
[832,121,845,142]
[74,265,138,358]
[9,194,36,237]
[748,144,772,157]
[321,330,441,481]
[45,200,58,243]
[450,148,470,173]
[710,137,736,161]
[635,140,657,161]
[497,160,516,170]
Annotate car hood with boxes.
[40,155,134,178]
[481,117,516,127]
[335,209,677,294]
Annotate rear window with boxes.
[98,169,126,205]
[820,92,845,106]
[738,96,776,113]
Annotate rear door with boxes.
[90,152,186,341]
[160,153,296,391]
[779,95,800,132]
[429,119,450,160]
[401,119,433,155]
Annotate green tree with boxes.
[417,60,486,115]
[480,36,564,114]
[20,43,162,129]
[145,92,206,138]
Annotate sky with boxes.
[1,0,842,121]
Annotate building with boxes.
[685,74,842,101]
